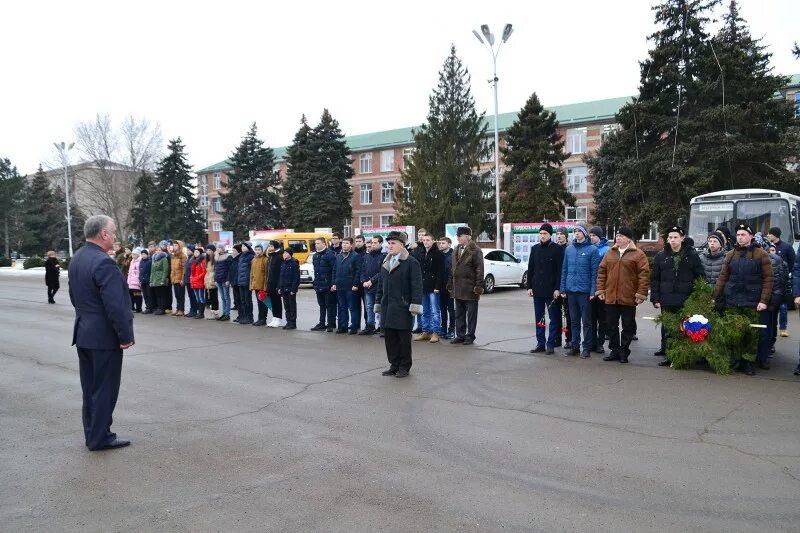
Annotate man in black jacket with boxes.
[767,227,795,337]
[650,226,705,366]
[415,233,446,343]
[68,215,134,451]
[266,240,284,328]
[527,223,565,354]
[438,236,456,339]
[375,231,423,378]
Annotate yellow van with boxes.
[249,231,332,264]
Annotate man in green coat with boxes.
[149,240,171,315]
[375,231,423,378]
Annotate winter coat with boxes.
[441,248,454,297]
[230,254,240,286]
[767,252,788,309]
[266,248,283,293]
[334,251,363,290]
[699,249,726,286]
[331,243,342,256]
[45,257,61,288]
[279,258,300,294]
[312,247,336,292]
[250,254,268,291]
[118,253,132,278]
[204,255,216,290]
[170,241,187,284]
[127,257,141,290]
[560,239,600,295]
[138,256,152,286]
[190,257,207,290]
[595,238,610,258]
[649,245,705,308]
[772,239,796,272]
[236,244,255,287]
[360,249,386,295]
[792,251,800,297]
[418,245,446,294]
[374,247,423,330]
[527,239,563,296]
[214,252,233,285]
[447,240,484,301]
[595,244,650,306]
[149,252,170,287]
[712,244,773,308]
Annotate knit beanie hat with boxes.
[589,226,604,239]
[617,227,634,240]
[539,223,553,235]
[707,230,726,248]
[574,224,589,239]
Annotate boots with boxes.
[414,332,432,341]
[429,332,440,343]
[174,310,184,317]
[195,304,205,319]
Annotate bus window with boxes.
[735,199,791,239]
[288,240,308,254]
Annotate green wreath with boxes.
[657,280,757,375]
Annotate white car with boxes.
[300,253,315,285]
[481,248,527,294]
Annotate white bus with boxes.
[688,189,800,247]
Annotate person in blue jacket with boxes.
[236,242,255,325]
[312,237,338,332]
[138,248,153,313]
[589,226,610,354]
[792,252,800,376]
[332,237,364,334]
[358,235,386,335]
[214,246,233,321]
[279,248,301,329]
[560,224,600,358]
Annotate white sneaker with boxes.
[268,318,280,328]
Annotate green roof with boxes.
[196,95,634,174]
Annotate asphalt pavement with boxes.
[1,275,799,532]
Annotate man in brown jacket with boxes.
[249,244,268,326]
[170,240,187,316]
[595,227,650,363]
[447,226,484,346]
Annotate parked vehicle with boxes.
[248,231,333,264]
[481,248,528,294]
[300,253,315,285]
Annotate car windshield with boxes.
[688,202,734,247]
[736,199,791,242]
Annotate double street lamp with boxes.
[473,23,513,248]
[53,142,75,257]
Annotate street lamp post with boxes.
[473,23,513,249]
[53,142,75,257]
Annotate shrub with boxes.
[60,257,70,270]
[23,257,45,269]
[0,256,11,267]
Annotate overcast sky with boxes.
[2,0,798,174]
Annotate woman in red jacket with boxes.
[190,246,207,319]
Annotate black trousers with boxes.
[141,282,152,311]
[47,286,59,302]
[659,306,680,352]
[186,283,197,314]
[454,299,479,341]
[384,328,412,372]
[439,292,455,332]
[282,293,297,325]
[238,286,253,322]
[207,287,218,311]
[232,283,241,310]
[165,283,173,310]
[172,283,185,312]
[591,297,607,349]
[269,291,282,319]
[606,304,637,357]
[129,289,142,312]
[154,285,170,312]
[561,294,572,345]
[77,347,123,450]
[316,290,337,328]
[254,290,267,322]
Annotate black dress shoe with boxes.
[569,348,581,356]
[757,362,770,370]
[310,324,325,331]
[252,320,266,326]
[619,354,629,364]
[450,338,465,344]
[603,353,620,362]
[793,365,800,376]
[463,339,474,346]
[632,335,638,341]
[395,369,410,378]
[336,329,348,334]
[381,368,398,376]
[348,330,358,335]
[658,359,671,366]
[654,349,666,357]
[412,328,422,334]
[594,346,605,354]
[326,327,334,332]
[90,438,130,451]
[530,345,546,353]
[545,348,555,355]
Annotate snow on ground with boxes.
[0,267,68,277]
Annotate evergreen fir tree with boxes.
[0,157,26,257]
[303,109,353,232]
[500,92,575,222]
[282,115,315,230]
[396,45,492,236]
[128,171,155,245]
[221,123,283,240]
[150,138,204,242]
[21,166,62,256]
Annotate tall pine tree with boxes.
[396,45,492,236]
[128,170,155,245]
[500,92,575,222]
[221,123,283,240]
[0,157,26,257]
[282,115,315,230]
[150,138,204,242]
[21,166,63,256]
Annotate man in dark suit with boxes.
[68,215,135,451]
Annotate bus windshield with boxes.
[736,199,792,242]
[688,202,734,247]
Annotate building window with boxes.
[566,166,588,194]
[359,215,373,228]
[565,206,588,224]
[402,147,415,169]
[380,149,395,172]
[600,124,619,145]
[403,184,412,203]
[380,214,394,227]
[359,183,372,205]
[212,197,222,214]
[381,181,395,203]
[343,217,352,238]
[480,138,495,163]
[565,128,587,154]
[212,221,222,232]
[200,195,209,207]
[200,179,208,195]
[273,163,281,175]
[641,222,659,242]
[359,153,373,174]
[795,92,800,119]
[213,173,221,190]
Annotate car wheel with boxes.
[520,271,528,288]
[484,274,495,294]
